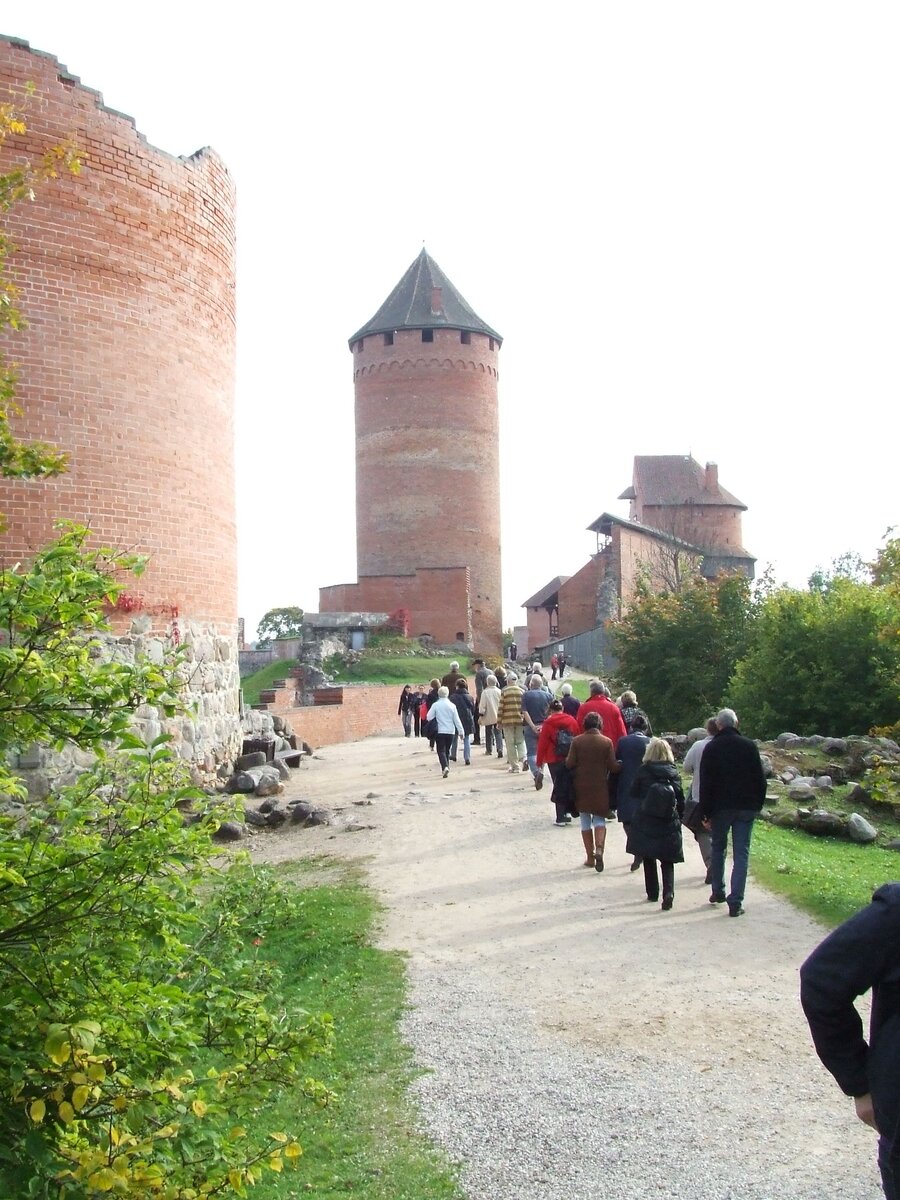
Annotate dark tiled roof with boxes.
[349,248,502,345]
[521,576,570,609]
[620,455,746,510]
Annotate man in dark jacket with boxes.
[697,708,766,917]
[800,884,900,1199]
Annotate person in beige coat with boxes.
[477,673,504,759]
[565,711,620,872]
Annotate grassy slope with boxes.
[240,659,298,706]
[253,862,462,1200]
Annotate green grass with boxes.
[240,659,299,705]
[327,656,473,686]
[566,679,591,701]
[751,822,900,926]
[248,861,462,1200]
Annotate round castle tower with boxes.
[347,249,503,652]
[0,37,240,772]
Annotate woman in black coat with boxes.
[626,738,685,911]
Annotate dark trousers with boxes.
[473,708,481,744]
[484,724,504,755]
[435,734,453,770]
[413,710,421,737]
[880,1138,898,1200]
[643,859,674,901]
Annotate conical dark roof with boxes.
[349,248,502,345]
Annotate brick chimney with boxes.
[704,462,718,492]
[431,286,443,315]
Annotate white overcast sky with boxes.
[7,2,899,638]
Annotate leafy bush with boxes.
[0,740,331,1196]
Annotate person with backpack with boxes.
[626,738,685,910]
[536,699,580,831]
[616,712,652,872]
[565,711,620,873]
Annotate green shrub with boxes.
[0,739,331,1197]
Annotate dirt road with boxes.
[251,730,883,1198]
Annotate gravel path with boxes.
[252,732,884,1199]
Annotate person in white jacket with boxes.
[478,674,504,759]
[427,686,465,778]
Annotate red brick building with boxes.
[320,249,503,652]
[524,456,755,643]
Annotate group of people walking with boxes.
[400,667,767,918]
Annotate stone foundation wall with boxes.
[10,615,241,798]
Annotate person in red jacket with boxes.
[575,680,627,748]
[536,699,581,830]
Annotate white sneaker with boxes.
[442,767,449,778]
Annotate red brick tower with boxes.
[322,250,503,652]
[0,38,240,769]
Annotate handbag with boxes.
[682,797,706,834]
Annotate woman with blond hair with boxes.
[626,738,685,910]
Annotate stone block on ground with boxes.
[846,813,877,843]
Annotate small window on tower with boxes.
[356,339,364,353]
[460,331,471,345]
[422,329,434,343]
[489,337,496,351]
[384,332,394,346]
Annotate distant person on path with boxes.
[411,684,426,737]
[697,708,767,918]
[576,681,627,748]
[681,718,718,884]
[449,679,476,765]
[536,698,580,829]
[522,675,552,790]
[472,658,490,746]
[509,642,518,662]
[441,661,467,692]
[397,684,415,737]
[550,652,559,680]
[559,683,581,721]
[557,652,566,679]
[800,884,900,1200]
[497,671,526,774]
[565,711,620,873]
[617,690,653,736]
[423,678,441,751]
[626,738,685,910]
[615,713,652,873]
[478,673,505,759]
[427,686,465,779]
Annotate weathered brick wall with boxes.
[0,37,240,771]
[558,556,604,635]
[639,503,746,557]
[0,37,237,633]
[320,566,473,647]
[284,685,402,750]
[351,327,502,650]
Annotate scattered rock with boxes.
[354,799,374,806]
[245,809,268,827]
[846,813,878,843]
[760,754,774,778]
[236,750,267,771]
[212,820,244,842]
[798,809,845,837]
[814,776,833,790]
[788,784,816,802]
[366,792,379,799]
[823,738,848,755]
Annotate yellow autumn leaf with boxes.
[268,1154,283,1173]
[284,1142,302,1161]
[71,1085,90,1111]
[228,1126,247,1141]
[29,1099,46,1124]
[87,1167,116,1192]
[269,1131,288,1144]
[58,1101,75,1124]
[112,1096,128,1112]
[191,1099,207,1118]
[49,1040,72,1066]
[87,1063,107,1082]
[228,1169,243,1190]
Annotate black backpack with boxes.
[641,780,677,820]
[555,728,574,759]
